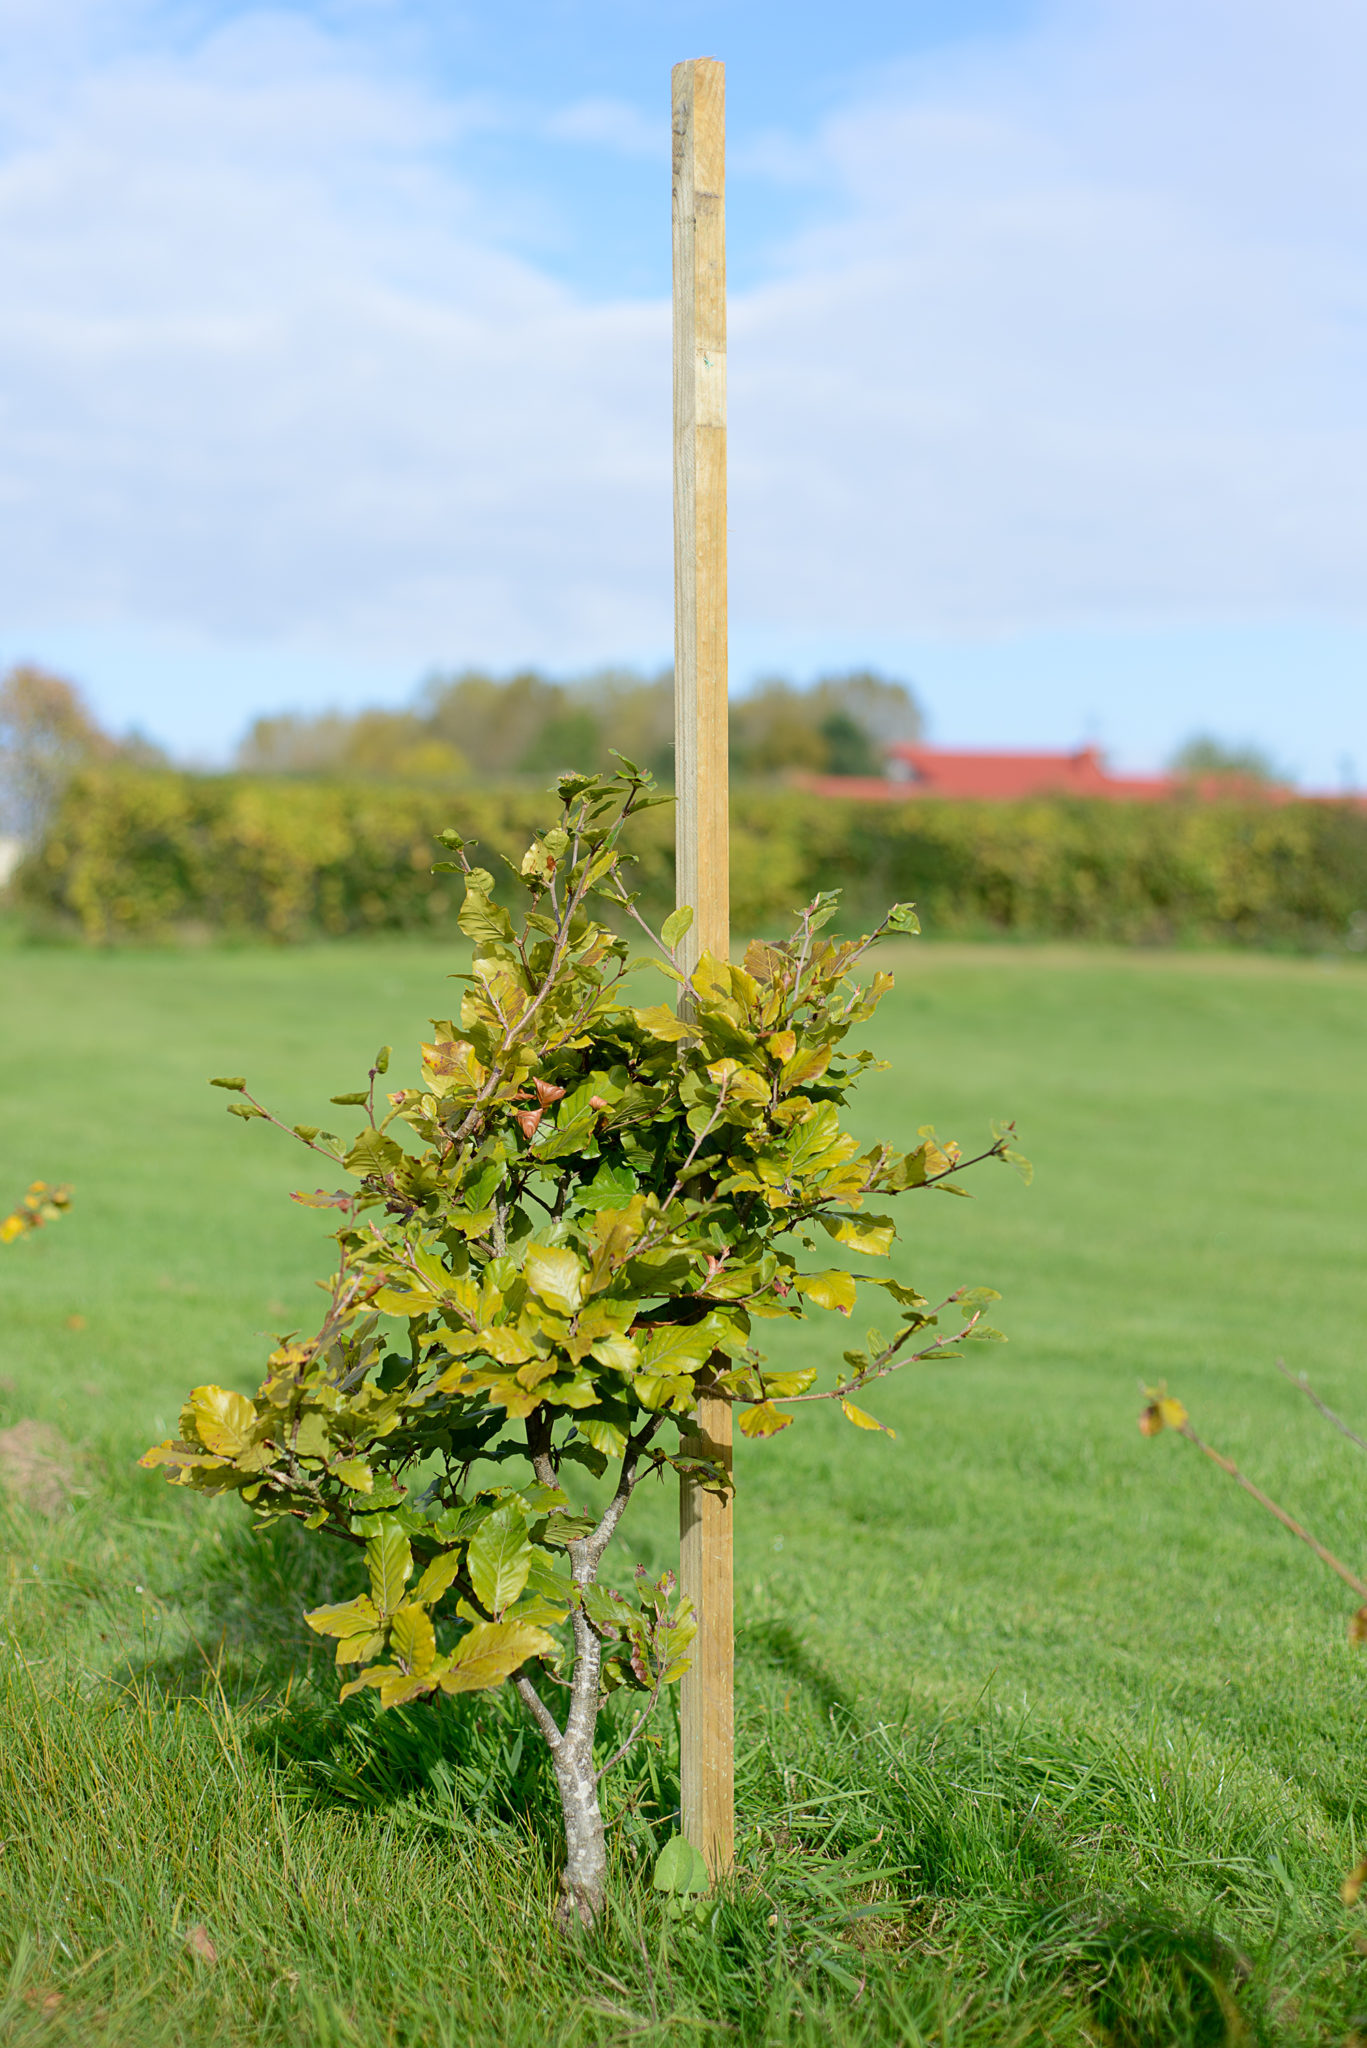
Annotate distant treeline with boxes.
[236,666,925,783]
[18,766,1367,952]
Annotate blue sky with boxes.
[1,0,1363,781]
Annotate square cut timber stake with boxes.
[672,54,734,1878]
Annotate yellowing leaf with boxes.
[820,1213,897,1257]
[1157,1397,1188,1430]
[411,1549,464,1607]
[439,1619,556,1693]
[634,1373,696,1412]
[577,1416,628,1458]
[189,1386,257,1458]
[390,1603,437,1677]
[334,1629,385,1665]
[331,1458,374,1493]
[637,1323,713,1375]
[762,1368,818,1398]
[629,1004,697,1043]
[1343,1858,1367,1906]
[841,1399,895,1437]
[524,1243,584,1316]
[477,1325,539,1365]
[792,1269,857,1314]
[738,1401,792,1439]
[305,1594,381,1639]
[589,1333,640,1376]
[371,1286,439,1317]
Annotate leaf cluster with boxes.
[1,1179,72,1245]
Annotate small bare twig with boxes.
[1276,1359,1367,1457]
[1178,1419,1367,1601]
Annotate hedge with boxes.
[13,767,1367,949]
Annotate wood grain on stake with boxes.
[672,55,734,1876]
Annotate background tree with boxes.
[232,667,919,787]
[1168,734,1283,787]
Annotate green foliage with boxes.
[20,765,1367,949]
[137,763,1014,1914]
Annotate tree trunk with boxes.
[516,1591,608,1929]
[551,1729,607,1928]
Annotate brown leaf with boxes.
[515,1108,544,1141]
[184,1923,218,1965]
[534,1079,565,1107]
[1349,1607,1367,1647]
[1342,1858,1367,1907]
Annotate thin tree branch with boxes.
[514,1671,564,1750]
[1177,1420,1367,1601]
[595,1670,666,1782]
[1277,1359,1367,1457]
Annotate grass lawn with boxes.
[2,933,1366,2044]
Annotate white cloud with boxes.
[0,0,1362,753]
[543,96,659,156]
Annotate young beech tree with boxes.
[142,765,1026,1926]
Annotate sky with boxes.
[0,0,1363,781]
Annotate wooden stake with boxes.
[672,54,733,1877]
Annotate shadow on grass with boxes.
[102,1496,1270,2042]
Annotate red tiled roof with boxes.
[882,744,1175,801]
[795,746,1317,805]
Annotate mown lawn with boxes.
[2,933,1366,2045]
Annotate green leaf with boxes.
[374,1046,391,1074]
[458,880,514,945]
[345,1129,404,1177]
[467,1502,532,1616]
[209,1076,246,1091]
[227,1103,267,1121]
[662,905,694,950]
[365,1521,413,1617]
[577,1162,639,1212]
[886,902,920,934]
[653,1835,710,1897]
[330,1092,369,1107]
[440,1619,556,1693]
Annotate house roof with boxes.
[795,745,1326,805]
